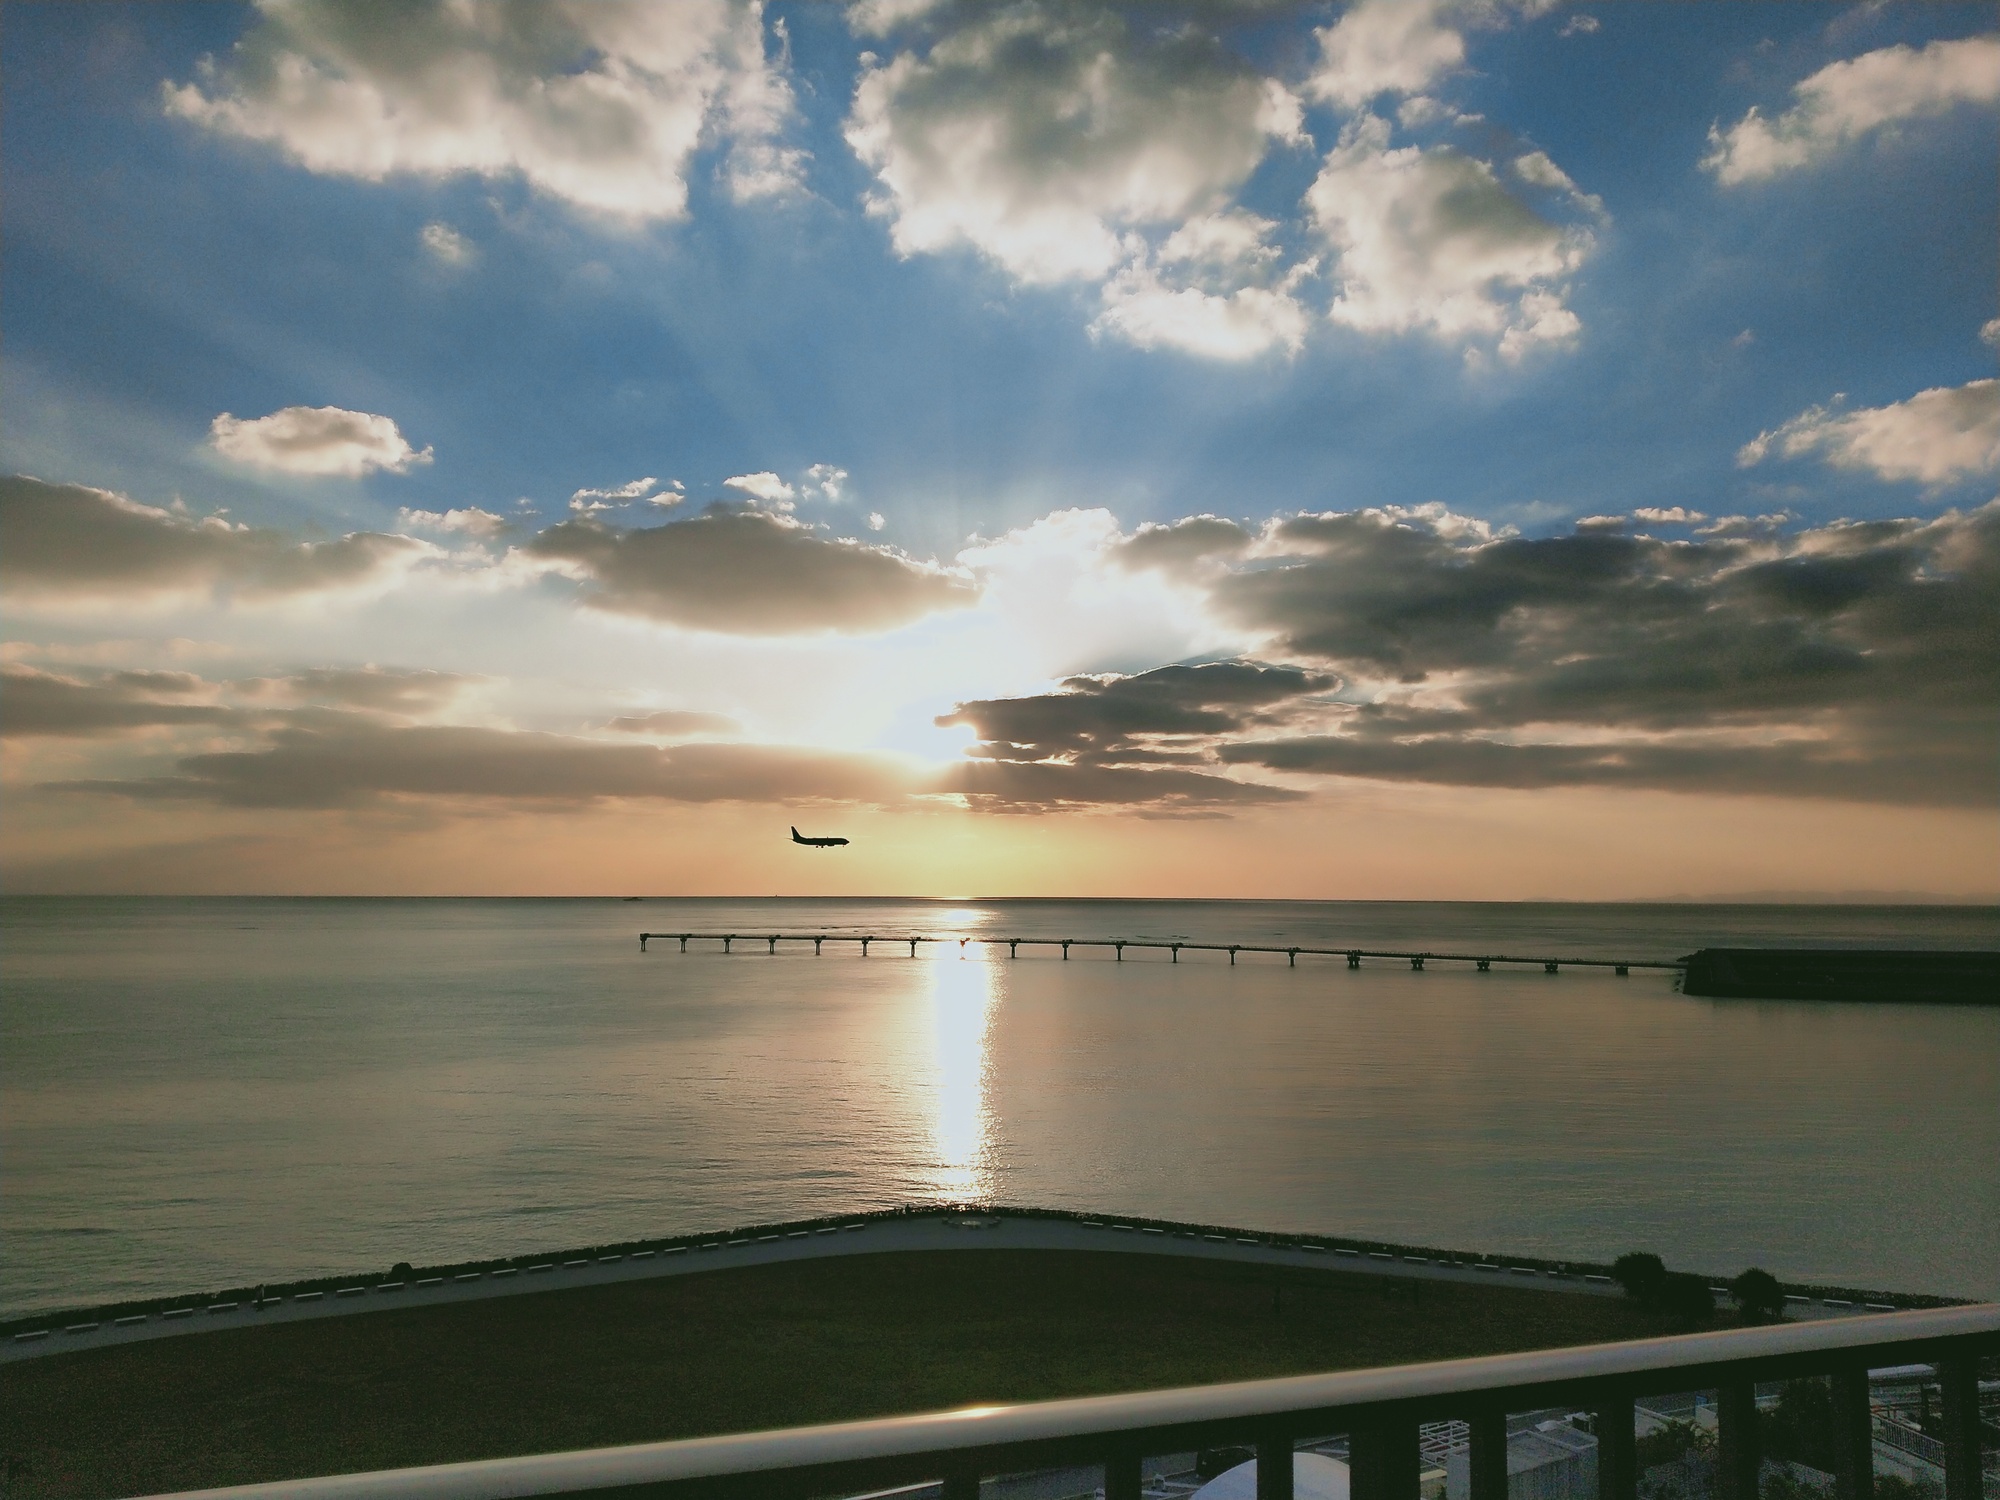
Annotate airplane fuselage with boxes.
[791,826,849,847]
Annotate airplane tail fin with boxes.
[791,826,802,841]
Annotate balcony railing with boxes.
[146,1302,1998,1500]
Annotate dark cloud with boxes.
[942,757,1303,815]
[1200,501,2000,805]
[930,660,1325,812]
[47,723,918,810]
[0,667,239,738]
[603,709,742,737]
[0,475,428,600]
[1111,515,1254,575]
[940,660,1334,761]
[525,504,978,634]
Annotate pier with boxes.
[638,931,1680,976]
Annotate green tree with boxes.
[1636,1419,1710,1470]
[1614,1252,1669,1307]
[1661,1273,1715,1329]
[1760,1380,1838,1472]
[1732,1268,1786,1324]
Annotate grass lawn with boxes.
[2,1249,1693,1499]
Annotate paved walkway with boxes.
[0,1211,1892,1365]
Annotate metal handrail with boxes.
[140,1303,2000,1500]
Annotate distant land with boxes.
[1636,890,2000,906]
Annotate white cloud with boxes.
[1559,14,1599,39]
[397,506,510,539]
[1305,114,1590,358]
[209,406,432,477]
[1307,0,1466,110]
[723,471,796,506]
[1703,35,2000,185]
[1981,318,2000,350]
[844,3,1296,287]
[1738,380,2000,486]
[867,512,887,532]
[1513,149,1606,219]
[165,0,802,220]
[419,221,473,265]
[802,464,849,502]
[569,477,662,514]
[1632,506,1706,525]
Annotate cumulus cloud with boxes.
[1092,212,1316,359]
[1558,14,1598,39]
[165,0,803,218]
[50,724,917,810]
[1306,0,1466,109]
[1632,507,1706,525]
[1193,500,2000,805]
[1111,515,1255,575]
[802,464,849,502]
[1738,380,2000,485]
[845,2,1297,286]
[523,503,977,634]
[210,406,432,477]
[0,474,433,603]
[723,471,796,505]
[1305,113,1591,358]
[1704,35,2000,185]
[398,506,511,538]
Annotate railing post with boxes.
[1717,1380,1760,1500]
[1351,1414,1419,1500]
[1830,1365,1873,1500]
[1257,1435,1294,1500]
[1104,1448,1142,1500]
[1469,1405,1508,1500]
[1939,1353,1984,1500]
[1596,1389,1636,1500]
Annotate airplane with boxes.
[791,825,850,848]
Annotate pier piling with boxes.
[767,936,778,954]
[1228,946,1239,966]
[908,938,919,957]
[814,937,823,955]
[1410,956,1424,971]
[860,937,871,956]
[723,935,734,954]
[1115,942,1125,961]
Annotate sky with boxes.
[2,0,1995,899]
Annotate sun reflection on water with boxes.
[923,949,999,1203]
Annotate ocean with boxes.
[3,895,1997,1319]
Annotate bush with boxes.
[1636,1418,1710,1469]
[1614,1252,1669,1306]
[1732,1268,1786,1324]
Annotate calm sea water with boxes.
[3,896,1997,1318]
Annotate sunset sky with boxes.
[3,1,1995,899]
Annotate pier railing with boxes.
[144,1302,1998,1500]
[639,931,1684,975]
